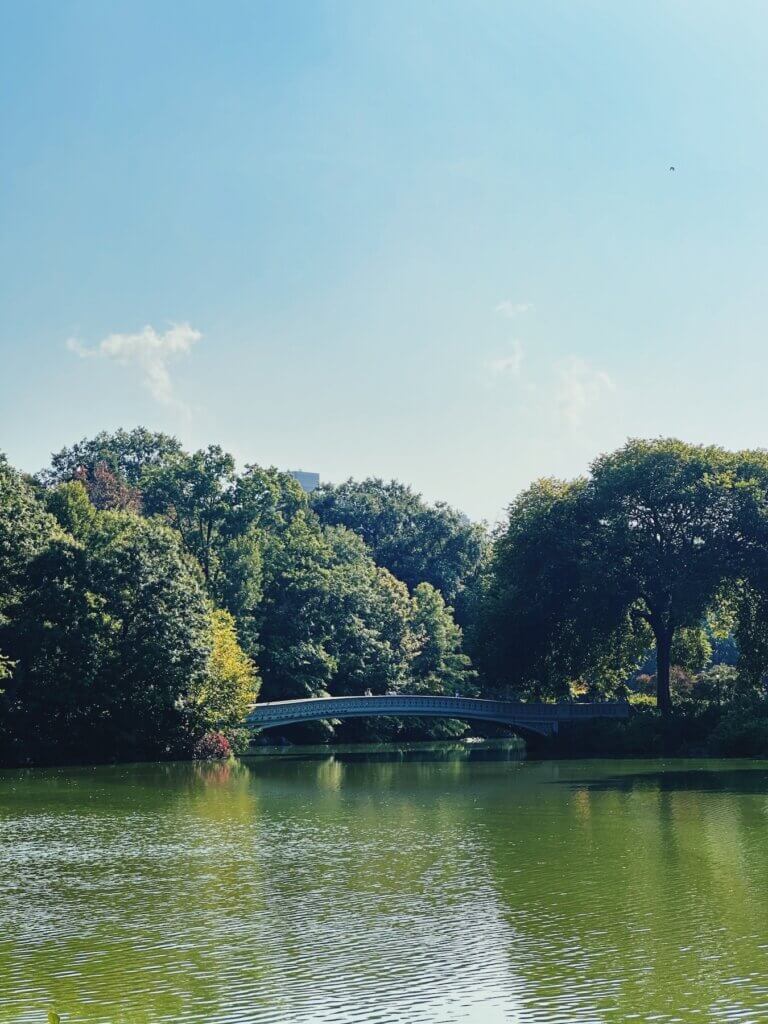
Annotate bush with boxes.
[710,712,768,757]
[225,728,252,755]
[193,731,232,760]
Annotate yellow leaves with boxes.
[194,608,260,728]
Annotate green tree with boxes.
[408,582,476,695]
[43,427,181,487]
[0,455,59,596]
[480,440,745,712]
[322,527,416,697]
[141,453,307,649]
[254,514,338,701]
[477,477,642,700]
[140,445,237,584]
[0,511,213,763]
[0,456,60,691]
[311,478,488,612]
[590,440,743,712]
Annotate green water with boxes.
[2,744,768,1023]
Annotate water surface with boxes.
[2,744,768,1023]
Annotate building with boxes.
[289,470,320,493]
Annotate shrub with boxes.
[710,712,768,757]
[193,731,232,760]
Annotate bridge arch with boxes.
[246,695,628,738]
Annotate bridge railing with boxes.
[246,694,629,725]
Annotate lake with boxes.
[2,743,768,1023]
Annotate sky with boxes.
[2,0,768,523]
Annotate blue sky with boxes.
[2,0,767,522]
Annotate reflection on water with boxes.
[1,747,768,1022]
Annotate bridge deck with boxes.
[245,694,628,737]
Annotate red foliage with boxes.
[73,462,142,513]
[193,731,232,760]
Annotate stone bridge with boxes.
[245,694,629,737]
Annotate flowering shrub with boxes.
[193,731,232,760]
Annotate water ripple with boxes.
[1,755,768,1022]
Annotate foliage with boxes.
[73,462,141,512]
[193,731,233,760]
[0,511,213,763]
[43,427,181,487]
[0,455,59,600]
[476,477,648,700]
[45,480,97,538]
[15,428,768,758]
[192,609,259,732]
[709,709,768,757]
[311,477,489,613]
[732,582,768,690]
[691,663,739,703]
[36,436,479,741]
[140,445,238,584]
[408,582,476,695]
[477,440,759,712]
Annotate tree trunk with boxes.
[655,626,673,715]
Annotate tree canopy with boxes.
[311,478,489,624]
[0,430,481,763]
[477,438,768,711]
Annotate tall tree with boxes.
[590,440,743,711]
[311,478,488,612]
[140,445,237,584]
[408,582,477,696]
[43,427,181,487]
[0,456,60,682]
[479,440,745,711]
[0,506,214,762]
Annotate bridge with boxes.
[245,695,629,737]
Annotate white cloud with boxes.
[67,322,201,410]
[495,300,533,318]
[555,356,614,427]
[485,340,524,378]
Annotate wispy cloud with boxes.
[485,340,524,378]
[67,322,202,411]
[555,356,614,427]
[495,300,533,318]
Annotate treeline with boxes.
[0,429,483,764]
[5,431,768,765]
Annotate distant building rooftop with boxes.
[289,470,320,493]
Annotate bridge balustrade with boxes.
[245,694,629,736]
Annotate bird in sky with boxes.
[669,166,675,171]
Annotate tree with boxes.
[311,478,488,612]
[0,456,60,689]
[191,609,260,731]
[477,477,645,700]
[254,514,338,701]
[43,427,181,487]
[0,454,59,596]
[141,453,308,649]
[479,440,745,712]
[590,440,743,712]
[408,582,476,695]
[73,461,142,512]
[0,510,213,763]
[140,446,237,584]
[322,526,416,697]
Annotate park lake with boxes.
[2,742,768,1023]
